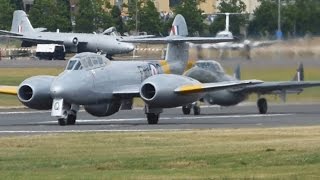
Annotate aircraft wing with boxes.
[0,30,23,36]
[2,35,65,44]
[113,85,140,97]
[0,86,18,95]
[175,80,263,94]
[234,81,320,94]
[120,36,234,44]
[251,40,279,48]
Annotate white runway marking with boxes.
[0,129,193,134]
[38,113,294,124]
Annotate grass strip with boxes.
[0,126,320,179]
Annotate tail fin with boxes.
[233,64,241,80]
[292,62,304,81]
[165,14,189,74]
[10,10,34,34]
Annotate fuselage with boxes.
[50,53,164,105]
[22,32,135,55]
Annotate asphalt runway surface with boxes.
[0,103,319,135]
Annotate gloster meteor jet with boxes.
[0,10,135,59]
[0,14,262,126]
[181,60,320,115]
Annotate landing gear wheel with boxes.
[147,113,159,124]
[257,98,268,114]
[57,113,77,126]
[182,105,191,115]
[58,118,66,126]
[193,105,201,115]
[66,114,76,125]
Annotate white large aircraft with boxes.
[196,13,278,60]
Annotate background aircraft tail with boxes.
[10,10,35,34]
[165,14,189,74]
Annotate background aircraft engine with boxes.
[140,74,202,108]
[84,101,121,117]
[64,37,79,46]
[17,76,55,110]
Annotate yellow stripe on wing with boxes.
[176,84,204,94]
[0,86,18,95]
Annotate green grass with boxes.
[1,66,320,107]
[1,126,320,179]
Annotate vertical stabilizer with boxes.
[165,14,189,75]
[292,62,304,81]
[10,10,34,34]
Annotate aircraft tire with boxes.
[257,98,268,114]
[193,105,201,115]
[147,113,159,124]
[58,118,67,126]
[182,105,191,115]
[66,114,76,125]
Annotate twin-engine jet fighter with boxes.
[182,60,320,115]
[0,10,135,59]
[0,14,262,126]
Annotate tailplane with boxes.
[292,62,304,81]
[11,10,34,34]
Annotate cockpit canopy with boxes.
[196,60,225,73]
[66,53,110,71]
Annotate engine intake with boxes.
[18,76,55,110]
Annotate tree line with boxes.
[1,0,320,39]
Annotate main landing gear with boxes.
[257,98,268,114]
[182,102,201,115]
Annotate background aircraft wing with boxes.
[234,81,320,94]
[0,86,18,95]
[1,35,89,47]
[175,80,263,94]
[120,36,234,44]
[0,30,23,36]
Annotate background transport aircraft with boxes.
[195,13,278,60]
[0,14,263,126]
[0,10,135,59]
[181,60,320,115]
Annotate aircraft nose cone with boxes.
[127,43,135,52]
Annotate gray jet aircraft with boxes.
[181,60,320,115]
[0,10,135,59]
[0,14,262,126]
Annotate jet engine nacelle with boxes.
[64,37,79,46]
[84,101,121,117]
[18,76,55,110]
[140,74,202,108]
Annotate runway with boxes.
[0,103,319,135]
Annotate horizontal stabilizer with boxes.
[0,86,18,95]
[175,80,263,94]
